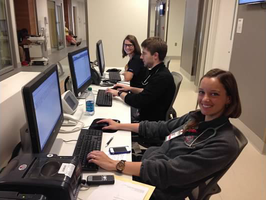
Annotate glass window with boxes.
[0,0,13,75]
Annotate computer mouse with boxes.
[90,118,120,133]
[93,122,109,130]
[93,122,118,133]
[106,68,121,72]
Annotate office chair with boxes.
[166,71,183,120]
[164,57,171,69]
[187,125,248,200]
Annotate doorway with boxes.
[148,0,170,41]
[47,0,65,51]
[73,6,77,36]
[70,0,87,43]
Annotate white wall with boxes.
[167,0,186,58]
[87,0,149,68]
[204,0,238,73]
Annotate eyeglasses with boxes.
[124,44,133,47]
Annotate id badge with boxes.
[165,129,183,142]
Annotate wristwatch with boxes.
[116,160,126,173]
[117,91,123,97]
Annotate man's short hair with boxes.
[141,37,167,61]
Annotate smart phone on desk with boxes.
[109,146,131,155]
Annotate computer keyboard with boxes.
[96,89,112,107]
[73,129,102,171]
[109,72,121,82]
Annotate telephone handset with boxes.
[61,91,83,126]
[63,113,79,126]
[91,67,101,85]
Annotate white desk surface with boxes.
[55,84,132,199]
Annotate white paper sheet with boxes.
[107,152,128,160]
[87,179,149,200]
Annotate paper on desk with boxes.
[87,176,155,200]
[107,152,127,160]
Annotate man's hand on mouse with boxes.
[97,119,120,130]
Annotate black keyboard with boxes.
[109,72,121,82]
[73,129,102,171]
[96,89,112,106]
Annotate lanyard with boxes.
[184,122,227,147]
[164,122,227,146]
[141,67,160,86]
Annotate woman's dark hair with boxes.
[122,35,141,58]
[184,68,242,131]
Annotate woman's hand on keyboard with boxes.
[87,151,118,171]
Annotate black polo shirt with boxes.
[125,62,176,121]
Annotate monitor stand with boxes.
[20,124,63,155]
[77,90,89,99]
[50,138,63,155]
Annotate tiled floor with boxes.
[169,59,266,200]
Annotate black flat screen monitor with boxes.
[22,64,64,153]
[239,0,265,4]
[96,40,105,76]
[68,47,93,98]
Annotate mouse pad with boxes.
[89,118,120,133]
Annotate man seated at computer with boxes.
[122,35,148,88]
[87,68,242,200]
[106,37,175,122]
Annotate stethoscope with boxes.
[184,122,227,147]
[141,67,161,86]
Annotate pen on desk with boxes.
[105,136,114,147]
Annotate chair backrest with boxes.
[164,57,171,69]
[189,125,248,200]
[166,71,183,120]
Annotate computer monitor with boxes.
[96,40,105,76]
[68,47,93,98]
[22,64,64,153]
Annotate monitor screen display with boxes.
[68,47,92,97]
[239,0,265,4]
[22,64,63,153]
[96,40,105,76]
